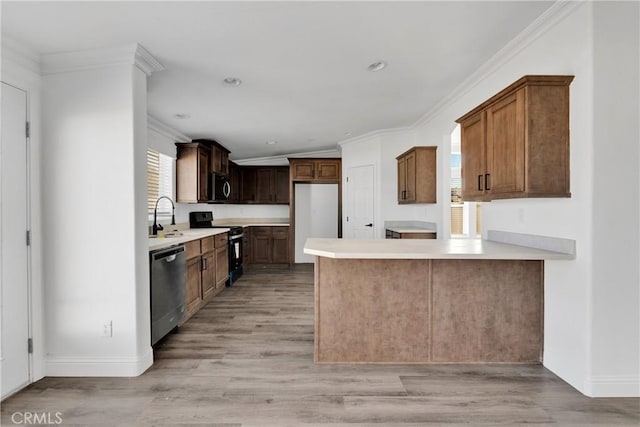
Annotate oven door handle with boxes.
[229,233,245,241]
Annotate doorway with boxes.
[1,82,31,398]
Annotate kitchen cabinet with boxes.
[251,226,290,264]
[214,233,228,289]
[182,233,228,323]
[192,139,230,176]
[228,161,241,202]
[240,167,289,204]
[184,238,205,321]
[176,142,210,203]
[456,75,574,201]
[185,257,203,321]
[289,158,341,182]
[243,227,252,265]
[396,147,437,204]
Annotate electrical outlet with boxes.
[102,321,113,337]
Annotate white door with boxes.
[295,184,339,263]
[347,165,375,238]
[1,82,31,398]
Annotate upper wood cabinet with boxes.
[192,139,230,176]
[239,166,289,204]
[176,142,210,203]
[456,75,574,201]
[289,158,341,182]
[396,147,437,204]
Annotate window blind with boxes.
[147,149,175,215]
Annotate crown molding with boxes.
[233,148,341,166]
[41,43,164,76]
[134,44,165,76]
[412,0,585,129]
[147,115,191,143]
[338,126,413,148]
[1,35,41,74]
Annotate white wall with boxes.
[339,2,639,397]
[41,63,152,376]
[295,184,339,263]
[588,1,639,396]
[340,128,445,238]
[0,40,45,382]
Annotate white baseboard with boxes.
[45,348,153,377]
[584,375,640,397]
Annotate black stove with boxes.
[189,211,244,285]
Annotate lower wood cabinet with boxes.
[250,226,289,265]
[185,256,203,320]
[182,233,228,324]
[215,246,228,289]
[201,251,215,300]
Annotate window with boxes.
[450,125,482,237]
[147,149,175,216]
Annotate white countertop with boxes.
[303,238,574,260]
[386,226,437,234]
[149,228,230,251]
[212,218,290,227]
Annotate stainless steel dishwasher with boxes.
[150,245,186,345]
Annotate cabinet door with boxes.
[275,167,289,203]
[397,157,407,202]
[243,228,252,265]
[252,227,271,263]
[229,164,240,202]
[255,168,274,203]
[291,161,315,180]
[211,146,221,174]
[215,246,228,288]
[486,89,525,196]
[271,228,289,264]
[405,151,416,202]
[197,148,210,202]
[316,160,340,180]
[221,151,229,176]
[241,168,257,202]
[201,252,216,300]
[461,112,487,201]
[185,257,203,319]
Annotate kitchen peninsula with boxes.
[304,235,573,364]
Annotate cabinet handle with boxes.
[202,258,207,270]
[485,173,491,191]
[478,175,483,191]
[402,190,406,200]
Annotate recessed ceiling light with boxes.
[265,140,278,145]
[367,61,387,72]
[223,77,242,86]
[344,131,352,137]
[174,113,191,120]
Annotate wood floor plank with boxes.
[1,264,638,426]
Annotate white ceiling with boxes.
[2,1,553,160]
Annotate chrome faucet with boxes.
[152,196,176,236]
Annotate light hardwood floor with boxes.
[2,264,639,426]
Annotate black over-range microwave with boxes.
[208,173,231,202]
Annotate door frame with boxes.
[1,81,34,399]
